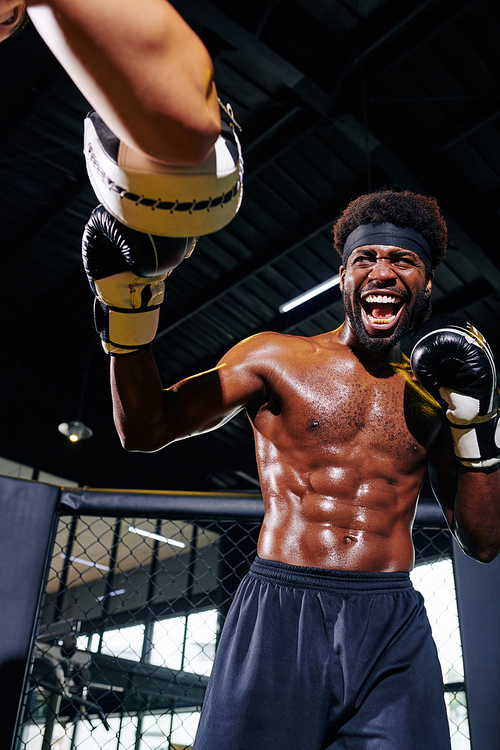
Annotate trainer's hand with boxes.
[411,315,500,469]
[82,205,195,355]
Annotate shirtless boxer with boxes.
[6,2,500,746]
[81,187,500,749]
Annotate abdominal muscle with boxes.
[247,335,437,573]
[255,448,425,572]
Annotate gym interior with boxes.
[1,456,500,750]
[2,1,500,749]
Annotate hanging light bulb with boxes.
[58,420,93,442]
[58,340,96,443]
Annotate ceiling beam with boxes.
[417,98,500,157]
[155,207,337,341]
[0,42,63,156]
[173,0,484,194]
[172,0,332,117]
[353,0,480,73]
[2,167,89,275]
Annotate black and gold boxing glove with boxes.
[411,315,500,469]
[82,205,196,355]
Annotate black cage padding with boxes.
[59,487,266,520]
[0,478,450,750]
[0,477,60,750]
[59,487,445,526]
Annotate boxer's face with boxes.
[0,3,26,42]
[339,244,432,352]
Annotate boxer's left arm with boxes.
[25,0,220,164]
[428,421,500,562]
[412,317,500,562]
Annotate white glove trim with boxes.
[440,387,481,425]
[448,412,500,468]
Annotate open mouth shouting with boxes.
[360,292,406,333]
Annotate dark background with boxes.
[1,0,499,491]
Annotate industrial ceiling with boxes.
[1,0,499,492]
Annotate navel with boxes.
[343,535,356,545]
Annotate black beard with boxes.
[343,286,429,353]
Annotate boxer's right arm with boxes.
[26,0,220,164]
[111,338,265,452]
[83,207,265,451]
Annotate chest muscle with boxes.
[252,358,441,459]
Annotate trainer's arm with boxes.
[111,342,264,452]
[26,0,220,164]
[429,426,500,563]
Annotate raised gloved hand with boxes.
[410,315,500,469]
[82,205,195,355]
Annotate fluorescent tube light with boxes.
[96,589,126,602]
[60,553,110,571]
[279,274,341,314]
[128,526,186,548]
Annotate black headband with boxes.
[342,222,432,268]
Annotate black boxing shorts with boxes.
[194,557,452,750]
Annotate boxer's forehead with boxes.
[348,244,425,266]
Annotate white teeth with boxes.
[369,314,396,324]
[365,294,399,304]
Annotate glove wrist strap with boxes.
[448,410,500,469]
[94,299,160,355]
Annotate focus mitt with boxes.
[84,110,243,237]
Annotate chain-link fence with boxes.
[411,528,470,749]
[15,498,468,750]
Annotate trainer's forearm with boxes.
[111,350,172,452]
[26,0,220,164]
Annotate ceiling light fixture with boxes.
[58,420,93,442]
[279,274,341,314]
[234,470,261,488]
[58,339,96,442]
[128,526,186,548]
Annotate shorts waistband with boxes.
[249,556,412,592]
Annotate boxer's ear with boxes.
[339,265,345,291]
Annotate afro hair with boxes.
[333,189,447,270]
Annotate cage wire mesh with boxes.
[16,516,469,750]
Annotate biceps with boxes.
[164,364,262,440]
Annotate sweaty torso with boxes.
[246,330,443,572]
